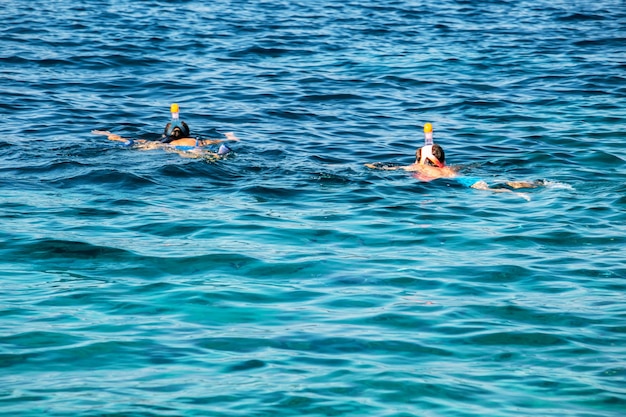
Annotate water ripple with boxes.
[1,0,626,416]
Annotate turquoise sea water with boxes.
[1,1,625,416]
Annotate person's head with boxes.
[163,103,190,140]
[165,125,187,140]
[416,143,445,167]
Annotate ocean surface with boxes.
[1,0,625,416]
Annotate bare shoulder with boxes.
[411,165,456,178]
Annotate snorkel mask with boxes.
[418,123,444,167]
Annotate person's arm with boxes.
[92,130,127,142]
[92,130,148,145]
[365,162,407,171]
[198,132,241,146]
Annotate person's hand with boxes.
[92,130,125,141]
[224,132,240,141]
[91,130,112,136]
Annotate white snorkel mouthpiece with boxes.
[424,122,433,146]
[170,103,180,120]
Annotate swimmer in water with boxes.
[92,103,239,158]
[366,123,543,198]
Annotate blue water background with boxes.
[1,0,625,416]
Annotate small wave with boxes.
[2,1,626,416]
[300,93,367,102]
[228,45,304,58]
[556,12,607,22]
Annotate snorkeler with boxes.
[92,103,239,157]
[366,123,543,197]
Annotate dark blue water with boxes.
[2,1,625,416]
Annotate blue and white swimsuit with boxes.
[453,177,482,188]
